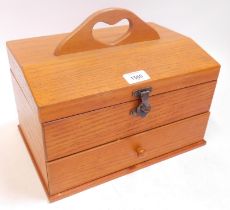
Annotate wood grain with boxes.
[7,23,178,65]
[8,51,38,115]
[44,81,216,161]
[7,23,220,122]
[11,74,48,188]
[18,125,49,196]
[7,10,220,202]
[17,121,206,202]
[48,140,206,202]
[47,112,209,195]
[54,8,160,55]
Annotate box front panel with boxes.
[47,112,209,195]
[44,81,216,161]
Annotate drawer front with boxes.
[44,82,215,161]
[47,112,209,195]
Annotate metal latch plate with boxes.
[130,87,152,117]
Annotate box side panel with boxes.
[7,50,38,114]
[47,112,209,195]
[11,74,48,190]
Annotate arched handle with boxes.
[54,8,160,55]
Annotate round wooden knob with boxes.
[136,147,146,157]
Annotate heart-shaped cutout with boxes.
[92,19,130,45]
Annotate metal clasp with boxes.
[130,87,152,118]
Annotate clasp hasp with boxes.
[130,87,152,118]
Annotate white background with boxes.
[0,0,229,209]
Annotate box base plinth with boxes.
[18,125,206,202]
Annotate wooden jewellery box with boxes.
[7,8,220,201]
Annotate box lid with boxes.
[7,8,220,123]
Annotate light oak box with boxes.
[7,8,220,201]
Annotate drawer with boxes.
[44,82,215,161]
[47,112,209,195]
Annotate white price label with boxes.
[123,70,150,84]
